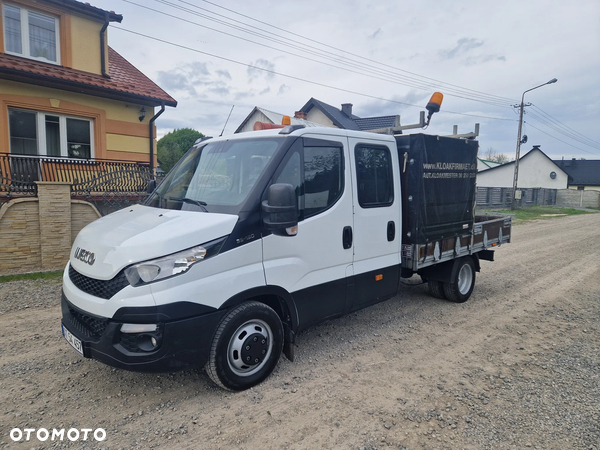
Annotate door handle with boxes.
[342,226,353,249]
[387,221,395,242]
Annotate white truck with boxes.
[61,124,510,390]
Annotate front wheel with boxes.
[206,302,283,391]
[443,257,476,303]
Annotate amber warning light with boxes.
[425,92,443,127]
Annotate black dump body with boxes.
[396,134,478,246]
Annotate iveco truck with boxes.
[61,125,510,390]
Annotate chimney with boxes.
[294,111,307,120]
[341,103,353,117]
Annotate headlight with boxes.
[124,237,226,286]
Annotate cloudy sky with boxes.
[98,0,600,160]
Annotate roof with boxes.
[0,48,177,107]
[552,159,600,186]
[299,98,398,131]
[478,158,503,170]
[235,107,322,133]
[44,0,122,22]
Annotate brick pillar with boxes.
[36,182,72,271]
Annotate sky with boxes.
[97,0,600,161]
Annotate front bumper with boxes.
[61,291,226,373]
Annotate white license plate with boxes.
[62,324,84,357]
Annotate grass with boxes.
[485,206,592,223]
[0,270,63,284]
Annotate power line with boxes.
[530,105,600,149]
[120,0,516,108]
[111,26,515,123]
[525,122,600,156]
[185,0,519,106]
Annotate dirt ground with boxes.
[1,213,599,450]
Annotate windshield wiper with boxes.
[167,197,209,212]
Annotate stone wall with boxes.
[556,189,600,208]
[0,182,101,275]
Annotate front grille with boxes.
[68,306,108,339]
[69,265,129,299]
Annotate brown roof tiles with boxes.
[0,48,177,107]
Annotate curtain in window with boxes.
[9,110,37,155]
[45,116,61,157]
[4,5,22,54]
[67,119,91,159]
[28,10,56,61]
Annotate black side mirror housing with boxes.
[146,179,156,194]
[262,183,298,236]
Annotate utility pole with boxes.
[511,78,557,210]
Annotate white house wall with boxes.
[306,108,336,128]
[477,150,568,189]
[237,110,272,133]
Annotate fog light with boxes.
[151,337,157,347]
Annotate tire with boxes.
[428,280,446,299]
[443,257,476,303]
[206,301,283,391]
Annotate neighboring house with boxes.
[298,98,399,131]
[235,107,322,133]
[552,158,600,191]
[236,99,401,134]
[477,146,568,189]
[0,0,176,168]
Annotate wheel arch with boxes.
[219,286,298,333]
[419,254,480,284]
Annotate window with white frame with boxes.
[3,3,60,64]
[8,108,93,159]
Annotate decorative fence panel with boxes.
[1,153,157,215]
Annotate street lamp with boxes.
[511,78,558,210]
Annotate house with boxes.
[235,107,322,133]
[298,98,399,131]
[0,0,177,275]
[552,158,600,191]
[236,98,400,134]
[0,0,176,169]
[477,146,568,189]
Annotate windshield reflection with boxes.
[147,138,282,213]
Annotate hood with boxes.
[70,205,238,279]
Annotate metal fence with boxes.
[0,153,157,214]
[476,187,557,209]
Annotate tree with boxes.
[483,146,510,164]
[157,128,204,173]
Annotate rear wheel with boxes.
[443,257,476,303]
[206,302,283,391]
[428,280,446,299]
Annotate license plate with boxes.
[62,324,84,357]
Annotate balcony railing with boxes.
[1,153,157,214]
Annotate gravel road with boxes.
[1,213,599,450]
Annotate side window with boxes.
[303,145,343,218]
[273,141,344,220]
[355,145,394,207]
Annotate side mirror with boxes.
[146,179,156,194]
[262,183,298,236]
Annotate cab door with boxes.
[347,137,401,310]
[262,135,354,329]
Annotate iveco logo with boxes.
[74,247,96,266]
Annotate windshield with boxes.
[147,138,282,213]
